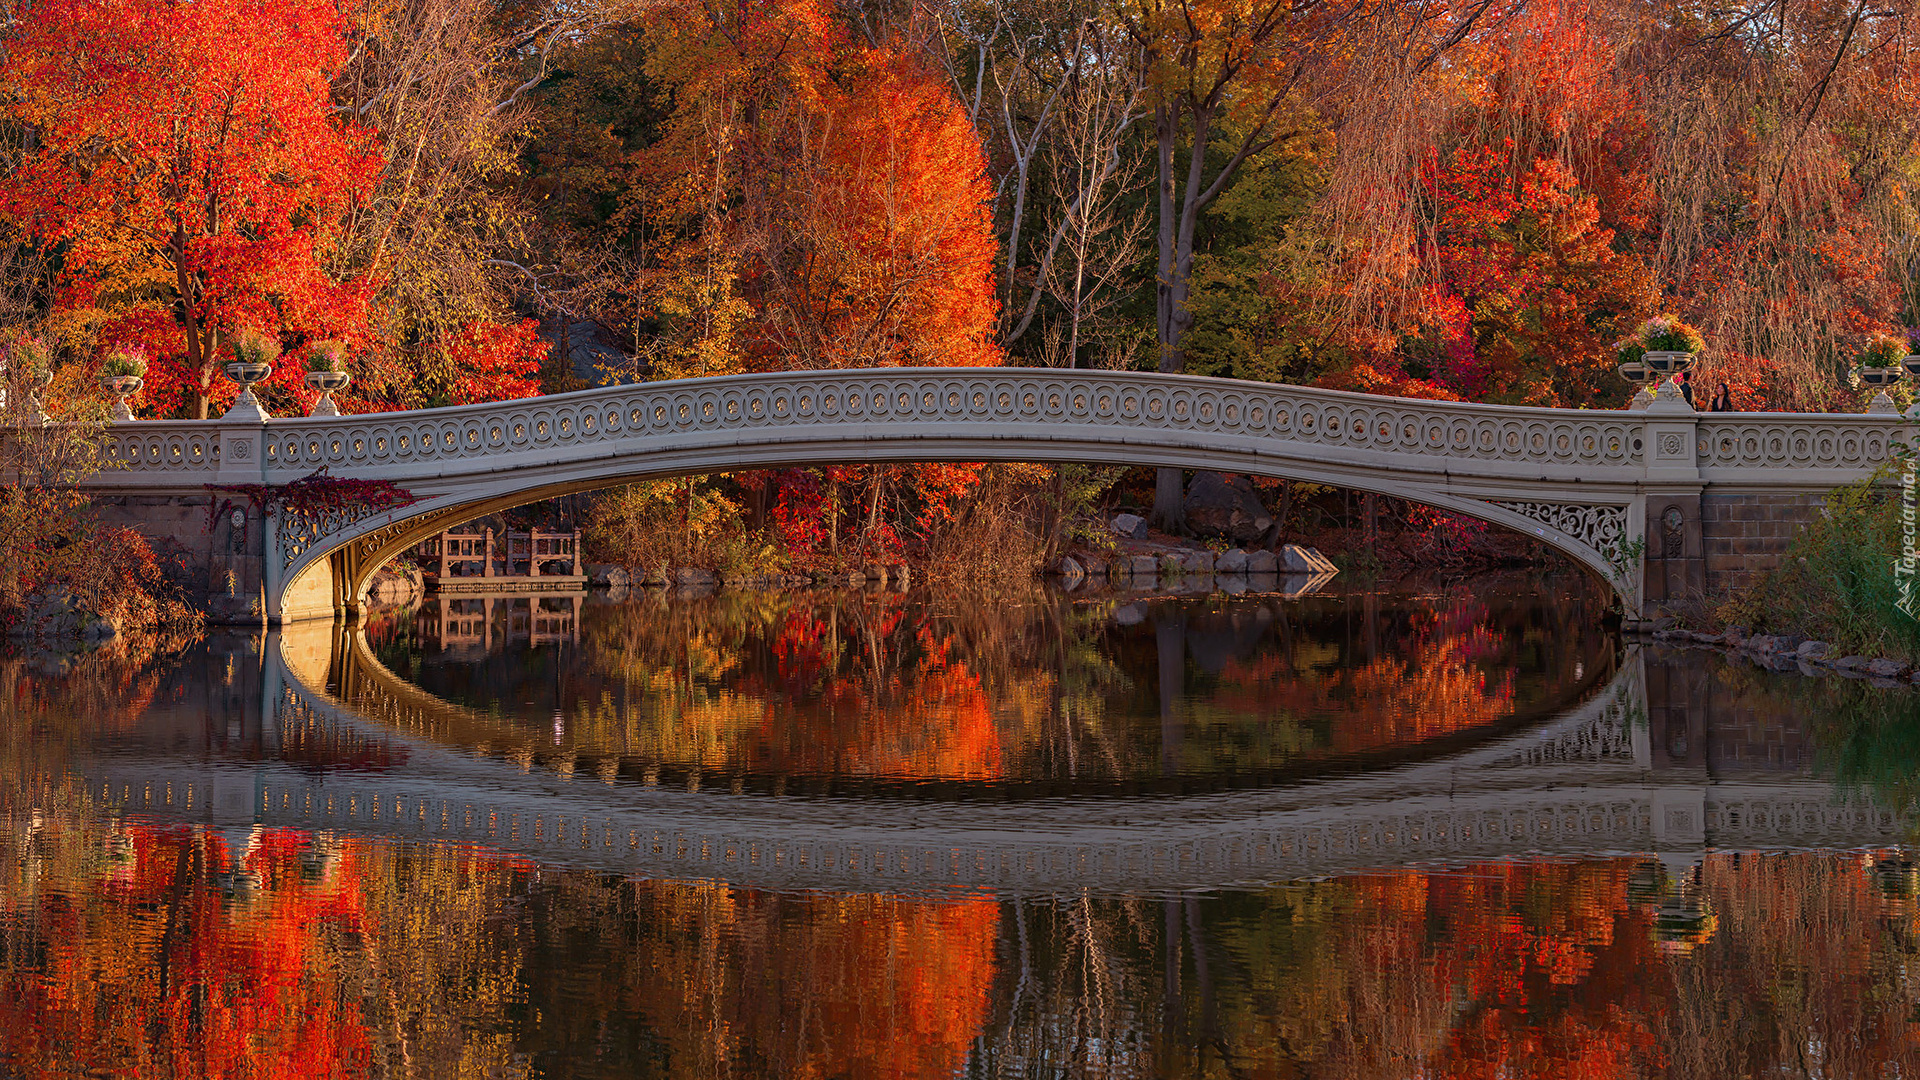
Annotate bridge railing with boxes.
[98,421,225,477]
[1694,413,1910,480]
[83,372,1912,504]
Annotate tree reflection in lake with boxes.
[9,815,1920,1077]
[365,573,1614,789]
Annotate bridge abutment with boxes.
[1640,489,1826,618]
[88,492,276,625]
[1698,491,1825,596]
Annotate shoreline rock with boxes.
[1646,625,1920,687]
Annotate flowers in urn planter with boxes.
[1849,332,1910,397]
[1623,313,1706,357]
[222,328,281,418]
[4,334,56,422]
[230,328,281,367]
[100,348,147,421]
[1854,332,1906,368]
[305,340,347,373]
[101,349,147,379]
[302,340,352,416]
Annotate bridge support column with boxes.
[330,548,364,622]
[1636,398,1705,621]
[1642,492,1706,615]
[276,554,341,625]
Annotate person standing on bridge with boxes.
[1678,369,1696,407]
[1710,382,1733,411]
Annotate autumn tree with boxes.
[532,0,1003,568]
[332,0,620,406]
[1633,0,1920,408]
[1119,0,1520,526]
[620,0,1001,373]
[926,0,1153,366]
[0,0,380,419]
[1414,148,1651,406]
[1035,20,1153,368]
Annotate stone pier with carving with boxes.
[72,369,1910,622]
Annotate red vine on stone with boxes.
[206,467,417,538]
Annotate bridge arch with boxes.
[284,437,1635,620]
[261,369,1657,620]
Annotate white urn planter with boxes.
[306,369,350,417]
[1854,364,1904,415]
[222,361,273,421]
[101,374,143,422]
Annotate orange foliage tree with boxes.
[633,0,1000,374]
[597,0,1002,566]
[0,0,381,419]
[437,318,548,406]
[1417,149,1651,407]
[1303,6,1653,408]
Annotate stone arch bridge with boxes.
[79,369,1908,622]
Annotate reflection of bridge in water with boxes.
[73,623,1911,895]
[415,593,581,651]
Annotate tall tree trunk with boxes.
[1150,103,1187,531]
[173,229,215,420]
[1268,481,1291,549]
[827,474,840,561]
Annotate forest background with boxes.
[3,0,1919,592]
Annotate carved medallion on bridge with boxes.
[1487,500,1629,564]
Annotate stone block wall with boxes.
[1643,490,1826,612]
[88,493,270,624]
[1698,491,1825,596]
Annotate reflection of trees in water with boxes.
[1154,577,1611,768]
[531,883,998,1077]
[563,588,1047,780]
[976,854,1920,1078]
[9,819,1920,1078]
[0,632,204,791]
[372,576,1606,784]
[1787,671,1920,808]
[1657,852,1920,1079]
[0,823,377,1078]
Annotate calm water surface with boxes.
[6,572,1920,1078]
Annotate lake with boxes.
[5,572,1917,1077]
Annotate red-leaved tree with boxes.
[0,0,380,418]
[440,318,548,406]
